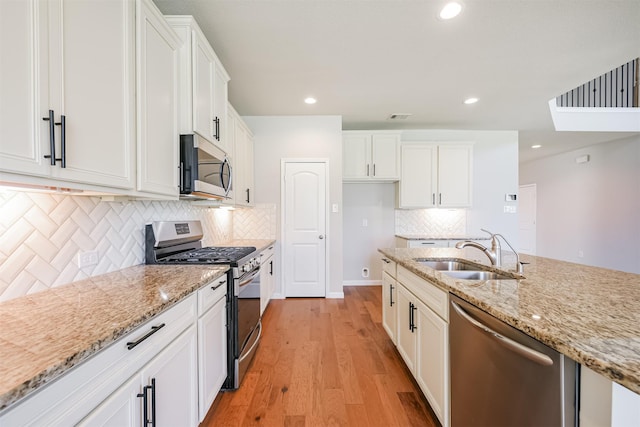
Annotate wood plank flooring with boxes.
[202,286,440,427]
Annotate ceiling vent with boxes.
[388,113,412,120]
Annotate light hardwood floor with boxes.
[202,286,440,427]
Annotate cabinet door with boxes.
[142,326,198,427]
[371,134,399,179]
[396,285,417,373]
[342,134,370,179]
[198,297,227,421]
[212,62,229,153]
[234,119,254,207]
[136,0,180,196]
[437,145,472,207]
[382,272,397,344]
[399,144,438,208]
[50,0,135,189]
[0,0,49,177]
[77,374,141,427]
[416,299,449,427]
[192,32,215,144]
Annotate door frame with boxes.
[280,158,330,298]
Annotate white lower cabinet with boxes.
[260,245,275,315]
[79,326,198,427]
[415,298,448,427]
[381,271,397,344]
[197,276,228,421]
[393,268,450,427]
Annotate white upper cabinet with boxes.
[399,143,473,208]
[0,0,136,189]
[343,131,400,181]
[136,0,181,197]
[166,16,231,156]
[229,103,254,207]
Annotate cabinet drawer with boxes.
[381,257,397,278]
[0,295,197,426]
[397,265,448,322]
[198,274,228,315]
[260,244,275,261]
[408,240,449,248]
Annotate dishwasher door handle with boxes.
[451,301,553,366]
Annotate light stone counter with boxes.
[379,247,640,395]
[0,264,228,411]
[216,239,276,253]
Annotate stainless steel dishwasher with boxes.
[449,294,578,427]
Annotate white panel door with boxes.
[518,184,537,255]
[283,162,327,297]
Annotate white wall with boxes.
[242,116,344,297]
[401,130,520,242]
[343,183,395,284]
[520,135,640,273]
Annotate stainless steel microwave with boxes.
[179,134,232,200]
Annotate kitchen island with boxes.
[379,246,640,395]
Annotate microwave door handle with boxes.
[222,158,232,196]
[226,161,233,196]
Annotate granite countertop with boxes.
[396,234,490,240]
[379,247,640,394]
[0,264,228,411]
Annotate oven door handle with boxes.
[238,268,260,287]
[239,320,262,363]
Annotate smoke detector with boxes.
[388,113,412,120]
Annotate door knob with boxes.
[319,235,324,239]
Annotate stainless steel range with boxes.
[145,220,262,390]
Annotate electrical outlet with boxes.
[78,250,99,268]
[362,218,368,227]
[362,268,369,278]
[578,250,584,258]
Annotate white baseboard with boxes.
[342,280,382,287]
[326,291,345,299]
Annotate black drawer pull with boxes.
[126,323,166,350]
[211,280,226,291]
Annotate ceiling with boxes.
[153,0,640,163]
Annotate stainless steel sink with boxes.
[414,259,480,271]
[443,270,515,280]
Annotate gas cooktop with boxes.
[159,246,257,264]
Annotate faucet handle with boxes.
[480,228,494,237]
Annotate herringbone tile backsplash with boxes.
[395,209,467,235]
[0,191,274,302]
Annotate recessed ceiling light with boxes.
[531,144,542,149]
[439,2,463,20]
[304,97,317,105]
[464,97,478,104]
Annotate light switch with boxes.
[332,204,339,213]
[362,219,368,227]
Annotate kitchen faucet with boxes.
[455,229,524,273]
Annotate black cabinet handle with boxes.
[213,117,220,141]
[42,110,56,166]
[42,110,65,167]
[432,193,435,205]
[269,260,273,275]
[126,323,165,350]
[56,115,66,168]
[409,302,413,331]
[389,284,394,307]
[246,188,250,204]
[211,280,226,291]
[411,304,418,332]
[373,163,376,176]
[366,164,370,176]
[439,193,442,205]
[137,378,156,427]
